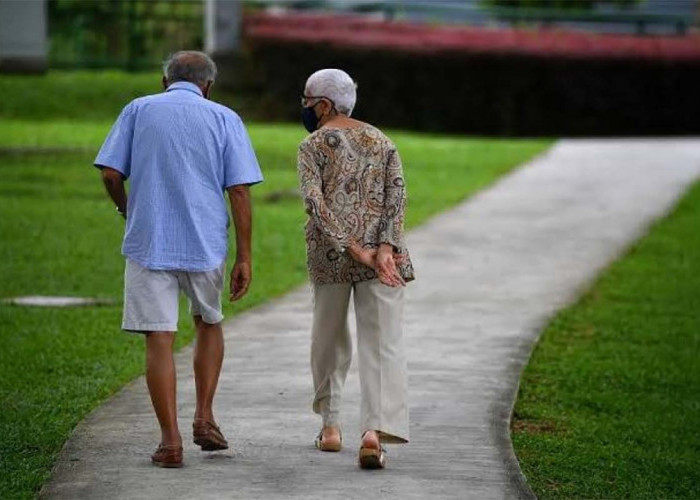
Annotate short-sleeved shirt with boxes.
[297,124,414,284]
[94,81,263,271]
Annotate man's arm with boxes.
[227,184,252,301]
[101,167,128,218]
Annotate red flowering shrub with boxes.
[244,12,700,61]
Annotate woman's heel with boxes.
[314,428,342,452]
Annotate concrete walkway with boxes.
[42,140,700,500]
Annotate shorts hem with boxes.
[122,322,177,334]
[192,312,224,325]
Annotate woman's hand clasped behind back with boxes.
[348,242,406,288]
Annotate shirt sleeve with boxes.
[378,147,407,250]
[94,102,136,178]
[297,140,350,253]
[223,114,264,188]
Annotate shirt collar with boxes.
[166,81,203,97]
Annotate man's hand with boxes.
[375,243,405,288]
[230,259,251,301]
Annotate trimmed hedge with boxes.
[218,13,700,137]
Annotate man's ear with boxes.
[203,81,214,99]
[162,76,168,90]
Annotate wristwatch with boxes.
[116,206,126,219]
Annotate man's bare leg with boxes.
[193,316,224,422]
[145,332,181,446]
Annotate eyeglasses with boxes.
[300,94,334,108]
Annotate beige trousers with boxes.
[311,279,409,443]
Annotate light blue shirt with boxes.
[94,81,263,271]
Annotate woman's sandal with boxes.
[358,430,386,469]
[358,445,387,469]
[314,428,342,452]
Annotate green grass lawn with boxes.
[512,180,700,499]
[0,71,548,498]
[0,71,164,121]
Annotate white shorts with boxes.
[122,259,226,333]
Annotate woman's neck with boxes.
[320,114,364,129]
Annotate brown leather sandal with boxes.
[314,428,342,452]
[358,431,387,469]
[151,444,183,468]
[193,419,229,451]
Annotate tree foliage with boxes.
[47,0,203,70]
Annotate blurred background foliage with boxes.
[48,0,203,70]
[482,0,641,9]
[46,0,693,71]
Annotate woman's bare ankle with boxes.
[322,426,341,441]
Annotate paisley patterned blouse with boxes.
[297,123,415,285]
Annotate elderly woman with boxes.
[297,68,414,469]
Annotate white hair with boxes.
[305,69,357,116]
[163,51,217,86]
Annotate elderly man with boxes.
[298,69,414,469]
[95,51,263,468]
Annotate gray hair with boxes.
[163,51,217,86]
[305,69,357,116]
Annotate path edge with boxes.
[491,170,700,500]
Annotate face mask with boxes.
[302,105,320,133]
